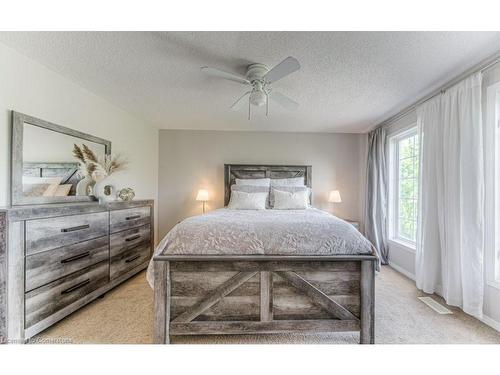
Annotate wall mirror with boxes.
[11,111,111,205]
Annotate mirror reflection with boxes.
[22,122,106,198]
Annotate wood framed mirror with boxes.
[11,111,111,205]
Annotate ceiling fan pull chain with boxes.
[266,91,269,116]
[248,96,251,120]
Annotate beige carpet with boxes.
[34,266,500,344]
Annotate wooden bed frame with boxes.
[154,164,376,344]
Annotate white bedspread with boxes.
[146,208,374,287]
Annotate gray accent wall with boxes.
[158,129,367,239]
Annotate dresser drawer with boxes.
[110,244,150,280]
[25,236,109,292]
[110,206,150,233]
[25,261,109,328]
[25,212,109,255]
[110,224,150,258]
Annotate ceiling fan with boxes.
[201,56,301,119]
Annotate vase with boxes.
[92,176,116,203]
[76,175,95,196]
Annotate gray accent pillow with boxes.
[270,186,310,207]
[231,184,270,208]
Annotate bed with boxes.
[152,164,377,344]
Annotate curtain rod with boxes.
[371,49,500,132]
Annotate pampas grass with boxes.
[73,143,127,181]
[91,154,128,181]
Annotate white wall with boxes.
[0,42,159,238]
[158,129,367,239]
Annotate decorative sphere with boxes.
[118,187,135,201]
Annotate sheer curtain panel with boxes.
[416,73,484,318]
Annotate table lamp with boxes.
[196,189,209,213]
[328,190,342,214]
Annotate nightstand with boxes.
[345,220,360,231]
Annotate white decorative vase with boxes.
[76,175,95,196]
[93,176,116,203]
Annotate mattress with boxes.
[146,208,375,287]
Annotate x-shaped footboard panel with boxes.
[154,257,375,344]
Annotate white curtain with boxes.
[416,73,484,318]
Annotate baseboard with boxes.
[388,261,415,281]
[480,314,500,332]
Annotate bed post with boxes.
[360,260,375,344]
[154,261,170,344]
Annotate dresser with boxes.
[0,200,154,343]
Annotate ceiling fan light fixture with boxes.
[201,56,300,117]
[249,90,266,106]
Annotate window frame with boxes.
[388,126,419,250]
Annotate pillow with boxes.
[235,178,271,187]
[227,190,268,210]
[54,184,72,197]
[272,188,309,210]
[270,186,310,207]
[42,183,60,197]
[270,177,305,187]
[22,176,63,185]
[23,183,51,197]
[231,184,270,208]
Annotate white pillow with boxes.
[270,177,304,187]
[235,178,271,187]
[227,190,268,210]
[273,189,309,210]
[270,186,310,207]
[231,185,270,208]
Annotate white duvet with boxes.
[146,208,375,287]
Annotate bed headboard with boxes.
[224,164,312,206]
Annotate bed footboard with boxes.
[154,255,376,344]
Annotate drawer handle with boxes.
[125,215,141,221]
[125,234,141,242]
[61,224,90,233]
[61,279,90,295]
[61,252,90,264]
[125,254,141,263]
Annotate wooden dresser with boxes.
[0,200,154,343]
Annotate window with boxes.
[389,128,419,247]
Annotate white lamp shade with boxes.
[196,189,209,201]
[328,190,342,203]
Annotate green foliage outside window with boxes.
[397,133,419,242]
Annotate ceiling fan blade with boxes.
[230,91,251,110]
[270,91,299,110]
[201,66,250,85]
[264,56,300,83]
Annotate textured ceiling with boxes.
[1,31,500,133]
